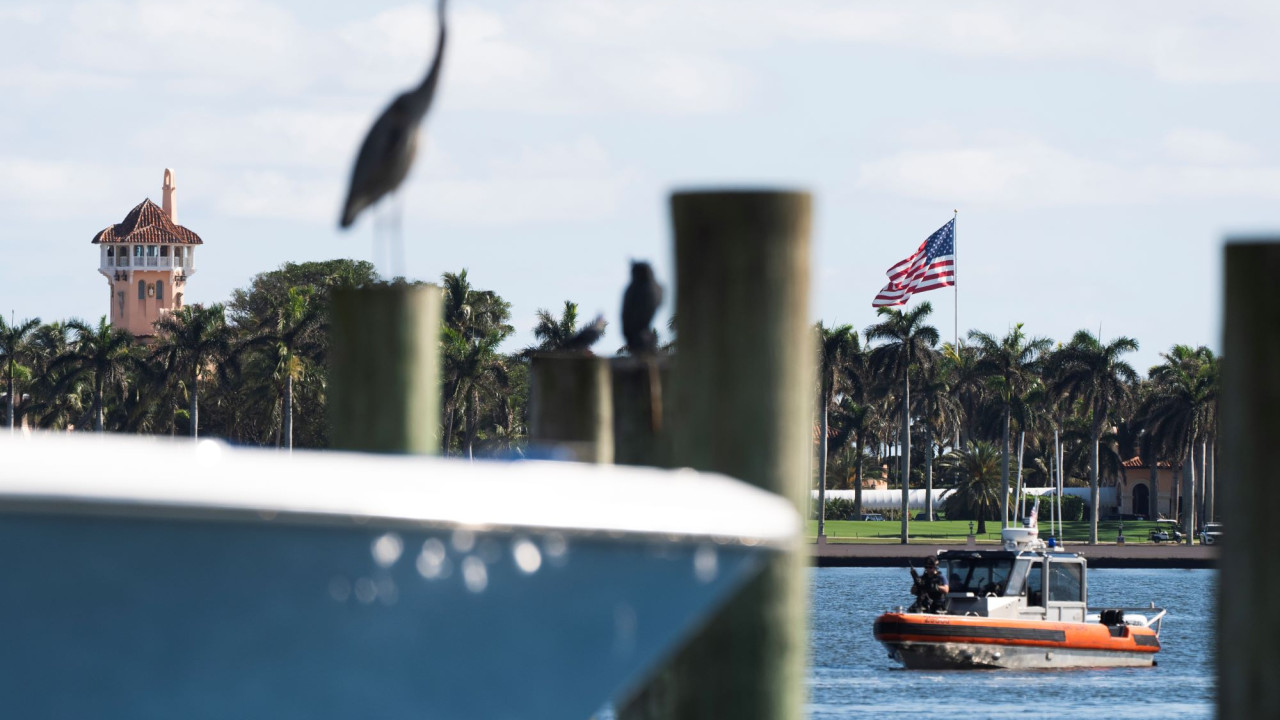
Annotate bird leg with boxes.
[372,203,388,278]
[389,191,406,281]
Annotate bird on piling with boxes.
[621,261,665,432]
[622,261,664,355]
[339,0,448,229]
[561,315,608,353]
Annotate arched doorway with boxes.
[1133,483,1149,519]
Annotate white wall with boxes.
[811,486,1116,513]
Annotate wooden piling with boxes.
[611,356,668,467]
[620,190,812,720]
[328,284,442,454]
[1219,240,1280,717]
[529,353,614,463]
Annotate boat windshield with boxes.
[944,557,1015,596]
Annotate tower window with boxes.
[156,280,164,301]
[106,246,115,257]
[160,246,169,257]
[138,279,146,300]
[134,245,144,258]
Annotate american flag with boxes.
[872,218,956,308]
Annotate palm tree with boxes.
[0,315,41,430]
[530,301,583,353]
[1048,331,1139,544]
[941,340,984,449]
[1139,345,1218,544]
[54,317,137,432]
[442,326,507,459]
[845,400,877,518]
[439,270,514,455]
[915,361,961,521]
[153,304,235,439]
[23,322,84,429]
[242,287,323,450]
[442,269,512,341]
[969,324,1052,528]
[866,302,940,543]
[942,441,1003,534]
[815,323,860,538]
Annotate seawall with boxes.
[812,541,1217,569]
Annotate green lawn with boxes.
[808,519,1179,544]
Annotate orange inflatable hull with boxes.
[873,612,1160,669]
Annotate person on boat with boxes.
[909,556,950,614]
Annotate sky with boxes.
[4,0,1280,371]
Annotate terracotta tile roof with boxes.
[91,199,203,245]
[1122,455,1174,469]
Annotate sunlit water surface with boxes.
[809,567,1215,719]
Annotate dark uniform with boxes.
[909,556,950,614]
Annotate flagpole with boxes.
[952,209,958,349]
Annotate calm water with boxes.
[809,567,1216,719]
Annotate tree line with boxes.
[0,260,647,453]
[2,263,1217,544]
[816,301,1218,544]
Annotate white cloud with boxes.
[0,5,43,23]
[528,0,1280,86]
[136,109,370,171]
[417,137,635,226]
[1163,129,1258,166]
[857,133,1280,208]
[778,0,1280,85]
[58,0,314,95]
[0,158,122,218]
[0,66,133,96]
[204,135,634,227]
[213,170,342,223]
[335,3,749,116]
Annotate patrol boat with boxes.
[872,525,1165,670]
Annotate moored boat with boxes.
[873,526,1165,670]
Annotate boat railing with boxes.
[1087,604,1168,636]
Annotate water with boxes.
[810,567,1216,719]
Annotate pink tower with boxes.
[92,169,203,339]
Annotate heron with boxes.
[339,0,448,230]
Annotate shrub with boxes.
[815,496,859,521]
[1062,494,1086,521]
[1017,494,1087,522]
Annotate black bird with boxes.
[622,261,663,355]
[339,0,448,229]
[562,315,607,353]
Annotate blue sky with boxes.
[4,0,1280,371]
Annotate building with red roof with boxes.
[92,169,201,338]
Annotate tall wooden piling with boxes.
[328,284,442,454]
[620,190,812,720]
[1219,240,1280,717]
[529,353,614,463]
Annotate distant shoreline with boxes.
[811,540,1217,569]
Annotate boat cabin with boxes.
[940,542,1088,622]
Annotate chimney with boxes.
[162,168,177,223]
